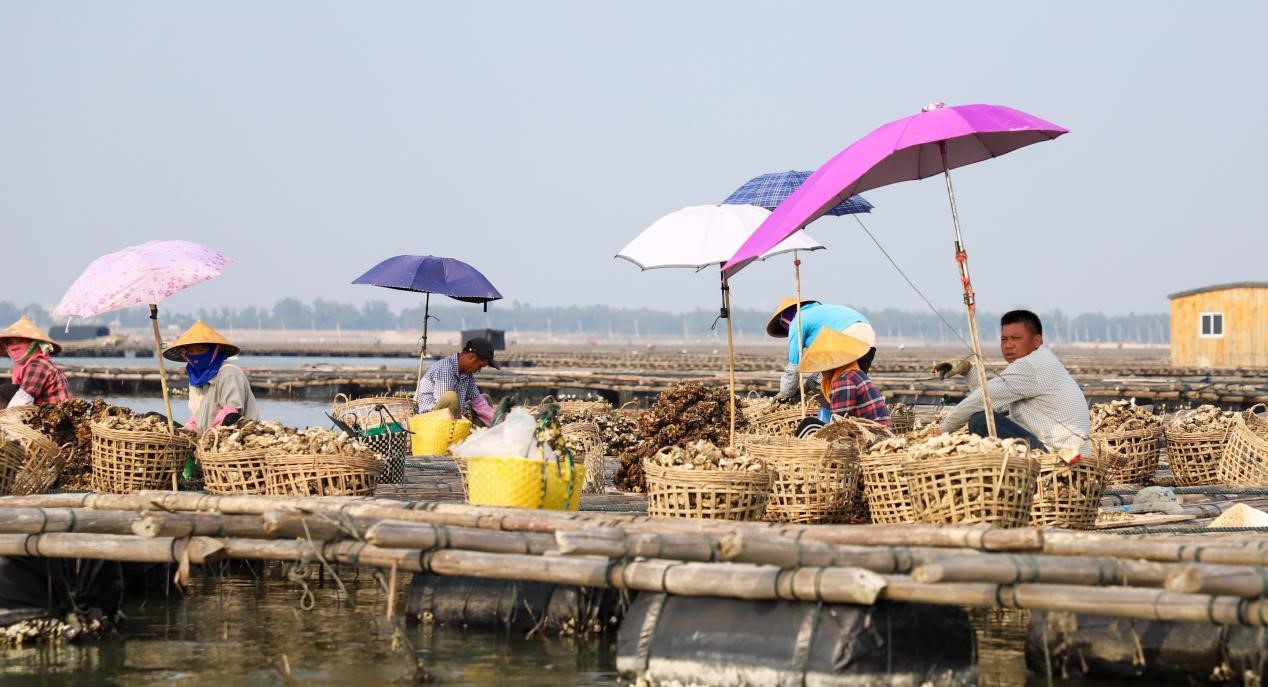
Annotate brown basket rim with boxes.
[90,420,196,446]
[643,461,772,486]
[265,452,386,471]
[1091,425,1161,440]
[0,422,60,455]
[1163,425,1230,441]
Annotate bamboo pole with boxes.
[911,554,1175,588]
[792,251,806,413]
[722,280,737,447]
[148,303,179,490]
[0,533,224,564]
[1165,563,1268,598]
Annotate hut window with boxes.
[1200,312,1224,338]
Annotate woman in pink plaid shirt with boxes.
[1,316,72,407]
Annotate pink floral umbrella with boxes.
[54,241,230,443]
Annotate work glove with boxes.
[933,358,972,379]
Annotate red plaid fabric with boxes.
[17,356,73,405]
[828,369,891,428]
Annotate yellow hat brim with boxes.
[163,320,240,361]
[797,328,870,374]
[765,297,819,338]
[0,316,62,355]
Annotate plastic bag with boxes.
[452,409,537,459]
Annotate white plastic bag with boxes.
[452,409,537,459]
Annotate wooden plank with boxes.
[1094,512,1197,530]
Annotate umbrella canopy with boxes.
[52,240,230,318]
[616,205,824,271]
[352,255,502,303]
[723,103,1067,277]
[723,170,873,216]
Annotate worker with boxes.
[935,310,1091,455]
[797,327,892,428]
[766,298,876,413]
[1,316,72,406]
[414,338,498,427]
[163,320,259,434]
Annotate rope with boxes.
[1103,486,1268,496]
[1105,525,1268,535]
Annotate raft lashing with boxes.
[0,492,1266,684]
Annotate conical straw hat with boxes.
[765,297,820,338]
[797,327,870,374]
[0,316,62,355]
[163,320,240,361]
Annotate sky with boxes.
[2,1,1265,321]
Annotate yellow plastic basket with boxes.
[409,413,473,456]
[465,455,587,511]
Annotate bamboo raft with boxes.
[1,491,1266,627]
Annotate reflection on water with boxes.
[0,572,619,687]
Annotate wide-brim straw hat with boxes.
[163,320,240,361]
[765,297,820,338]
[797,328,870,374]
[0,316,62,355]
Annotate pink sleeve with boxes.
[470,393,494,426]
[211,405,240,428]
[185,417,200,433]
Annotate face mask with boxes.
[6,342,32,360]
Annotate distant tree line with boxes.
[0,299,1172,344]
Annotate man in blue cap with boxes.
[414,337,499,426]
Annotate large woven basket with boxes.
[196,446,271,495]
[0,434,25,496]
[1093,426,1161,484]
[0,406,37,426]
[1217,405,1268,487]
[744,405,813,437]
[331,394,415,431]
[1164,421,1229,487]
[2,422,64,495]
[644,462,771,520]
[859,447,915,524]
[90,422,195,494]
[561,421,605,495]
[903,450,1038,528]
[1030,453,1108,530]
[264,453,384,497]
[739,435,860,524]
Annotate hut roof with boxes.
[1167,282,1268,300]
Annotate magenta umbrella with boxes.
[723,103,1068,436]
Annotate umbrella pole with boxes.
[417,293,431,387]
[722,279,737,447]
[793,250,806,413]
[940,143,997,438]
[148,304,179,490]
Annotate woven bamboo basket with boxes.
[455,456,469,499]
[4,422,67,496]
[903,449,1038,528]
[90,422,195,494]
[739,434,861,524]
[264,453,384,497]
[561,421,605,495]
[196,446,271,495]
[1029,453,1108,530]
[1093,426,1161,484]
[1164,421,1230,487]
[745,405,813,437]
[0,434,25,496]
[859,447,915,524]
[890,404,915,435]
[1217,405,1268,487]
[643,462,771,521]
[0,406,37,426]
[331,394,415,431]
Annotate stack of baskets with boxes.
[1093,426,1162,484]
[90,421,195,494]
[1217,404,1268,487]
[1029,453,1108,529]
[739,435,860,524]
[903,441,1039,528]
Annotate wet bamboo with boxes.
[0,532,224,564]
[1165,563,1268,598]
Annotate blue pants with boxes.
[967,411,1044,450]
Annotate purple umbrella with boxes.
[353,255,502,382]
[723,102,1068,436]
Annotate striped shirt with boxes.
[828,369,892,428]
[414,354,479,414]
[939,346,1091,455]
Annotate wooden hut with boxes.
[1168,282,1268,369]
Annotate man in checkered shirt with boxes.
[937,310,1092,456]
[414,338,499,426]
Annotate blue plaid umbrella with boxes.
[723,170,873,216]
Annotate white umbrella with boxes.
[615,205,827,444]
[615,205,823,270]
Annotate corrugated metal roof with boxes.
[1167,282,1268,300]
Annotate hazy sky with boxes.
[3,2,1264,321]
